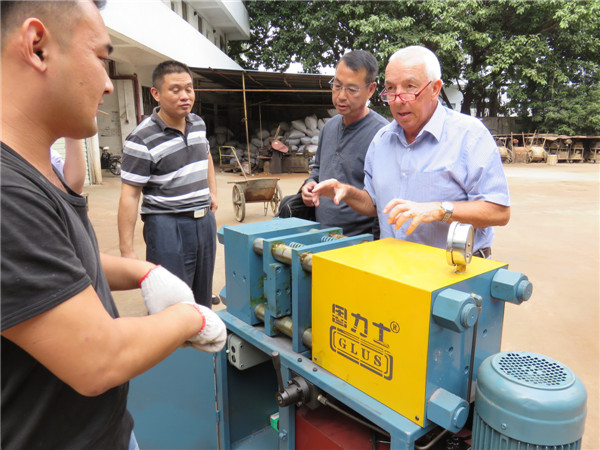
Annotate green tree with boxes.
[229,0,600,134]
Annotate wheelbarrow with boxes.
[228,148,282,222]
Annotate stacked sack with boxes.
[275,109,336,155]
[210,109,337,167]
[209,126,252,167]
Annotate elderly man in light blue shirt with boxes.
[312,45,510,257]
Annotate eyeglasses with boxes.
[328,77,372,95]
[379,81,432,103]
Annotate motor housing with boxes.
[473,351,587,449]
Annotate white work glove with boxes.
[139,265,195,314]
[185,304,227,353]
[139,266,227,352]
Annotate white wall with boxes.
[444,85,463,111]
[97,86,123,155]
[101,0,242,70]
[116,79,138,143]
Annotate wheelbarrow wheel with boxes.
[526,150,534,163]
[271,183,283,215]
[232,184,245,222]
[506,149,514,164]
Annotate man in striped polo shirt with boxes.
[118,60,218,308]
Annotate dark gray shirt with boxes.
[309,110,389,236]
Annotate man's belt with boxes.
[474,247,492,259]
[173,207,210,219]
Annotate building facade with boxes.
[52,0,249,184]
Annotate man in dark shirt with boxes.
[1,2,225,448]
[301,50,389,237]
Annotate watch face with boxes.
[442,202,453,222]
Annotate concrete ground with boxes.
[87,162,599,449]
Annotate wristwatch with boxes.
[440,201,454,223]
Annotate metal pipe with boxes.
[108,61,141,124]
[300,252,313,273]
[252,238,264,255]
[271,242,293,265]
[414,429,449,450]
[253,303,312,348]
[241,72,252,176]
[317,395,389,438]
[194,88,329,93]
[302,328,312,348]
[254,303,265,321]
[274,316,293,338]
[252,238,313,272]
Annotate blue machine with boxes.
[128,218,586,449]
[212,218,533,449]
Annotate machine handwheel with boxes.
[271,183,283,215]
[232,184,246,222]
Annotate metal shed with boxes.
[189,68,334,161]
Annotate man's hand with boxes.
[301,181,317,206]
[311,178,348,207]
[383,199,443,235]
[186,305,227,352]
[139,266,195,314]
[139,266,226,352]
[210,197,219,214]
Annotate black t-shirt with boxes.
[1,143,132,449]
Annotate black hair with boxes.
[1,1,107,49]
[339,50,379,83]
[152,60,194,90]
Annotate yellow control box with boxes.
[311,238,505,426]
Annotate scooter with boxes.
[100,146,122,176]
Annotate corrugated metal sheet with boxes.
[190,68,334,122]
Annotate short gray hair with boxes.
[389,46,442,82]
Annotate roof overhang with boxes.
[190,68,334,122]
[188,0,250,40]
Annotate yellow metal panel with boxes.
[315,238,505,292]
[311,238,505,427]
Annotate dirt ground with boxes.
[87,162,599,449]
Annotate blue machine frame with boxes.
[128,218,532,449]
[213,218,532,449]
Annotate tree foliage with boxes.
[229,0,600,134]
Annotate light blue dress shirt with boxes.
[364,102,510,251]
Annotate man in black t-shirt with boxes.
[0,2,226,448]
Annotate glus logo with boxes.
[330,304,394,380]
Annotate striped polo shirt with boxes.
[121,107,211,214]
